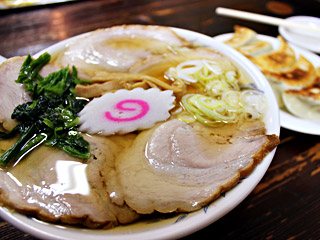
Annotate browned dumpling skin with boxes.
[237,40,273,57]
[224,25,273,57]
[264,56,317,90]
[251,36,296,73]
[282,72,320,121]
[225,25,257,48]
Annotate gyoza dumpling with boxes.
[224,25,257,48]
[238,40,273,57]
[251,36,296,73]
[282,72,320,121]
[264,56,316,90]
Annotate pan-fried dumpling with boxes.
[264,56,316,90]
[225,26,272,57]
[282,91,320,121]
[224,25,256,48]
[238,40,273,57]
[282,73,320,121]
[251,36,296,73]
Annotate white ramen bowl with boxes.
[0,26,280,240]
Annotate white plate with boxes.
[279,16,320,54]
[213,33,320,135]
[0,27,280,240]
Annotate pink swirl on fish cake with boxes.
[105,99,150,122]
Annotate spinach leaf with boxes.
[0,53,90,166]
[16,53,50,94]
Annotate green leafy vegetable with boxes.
[0,53,90,166]
[16,53,51,94]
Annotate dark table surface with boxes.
[0,0,320,239]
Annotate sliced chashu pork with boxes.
[0,57,30,131]
[111,119,279,214]
[54,25,188,78]
[0,135,139,228]
[0,57,60,131]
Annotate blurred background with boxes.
[0,0,319,58]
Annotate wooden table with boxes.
[0,0,319,239]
